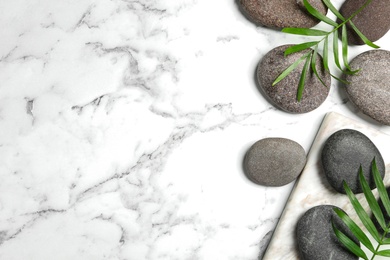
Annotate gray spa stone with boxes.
[321,129,385,194]
[243,137,306,186]
[297,205,359,260]
[345,50,390,126]
[257,44,331,113]
[339,0,390,45]
[238,0,327,29]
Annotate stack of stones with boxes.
[238,0,390,124]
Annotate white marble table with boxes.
[0,1,389,259]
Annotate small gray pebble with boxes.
[244,137,306,186]
[257,45,331,113]
[238,0,327,29]
[339,0,390,45]
[321,129,385,194]
[345,49,390,125]
[297,205,359,260]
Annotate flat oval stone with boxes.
[257,45,331,113]
[321,129,385,194]
[297,205,359,260]
[243,137,306,186]
[339,0,390,45]
[238,0,327,29]
[345,50,390,125]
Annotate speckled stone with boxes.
[321,129,385,194]
[345,50,390,125]
[238,0,327,29]
[257,44,331,113]
[297,205,359,260]
[339,0,390,45]
[243,137,306,186]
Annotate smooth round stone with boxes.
[257,45,331,113]
[243,138,306,186]
[345,50,390,125]
[339,0,390,45]
[297,205,359,260]
[321,129,385,194]
[238,0,327,29]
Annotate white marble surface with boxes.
[0,0,389,259]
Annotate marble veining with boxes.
[0,0,389,259]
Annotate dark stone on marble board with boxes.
[238,0,327,29]
[339,0,390,45]
[297,205,359,260]
[243,137,306,186]
[345,49,390,126]
[321,129,385,194]
[257,44,331,113]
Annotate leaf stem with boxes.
[370,223,390,260]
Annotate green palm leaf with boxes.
[272,53,310,86]
[276,0,378,101]
[322,0,345,21]
[303,0,338,27]
[377,250,390,257]
[349,21,380,49]
[282,28,329,36]
[329,72,349,85]
[332,222,368,260]
[359,166,387,232]
[343,180,381,242]
[332,31,343,71]
[297,55,311,101]
[341,24,360,74]
[382,237,390,245]
[322,35,329,72]
[341,24,351,71]
[284,42,318,56]
[310,47,328,88]
[372,158,390,218]
[333,208,375,253]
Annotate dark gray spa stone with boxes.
[243,137,306,186]
[238,0,327,29]
[297,205,359,260]
[321,129,385,194]
[257,44,331,113]
[345,50,390,126]
[339,0,390,45]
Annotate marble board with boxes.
[263,112,390,260]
